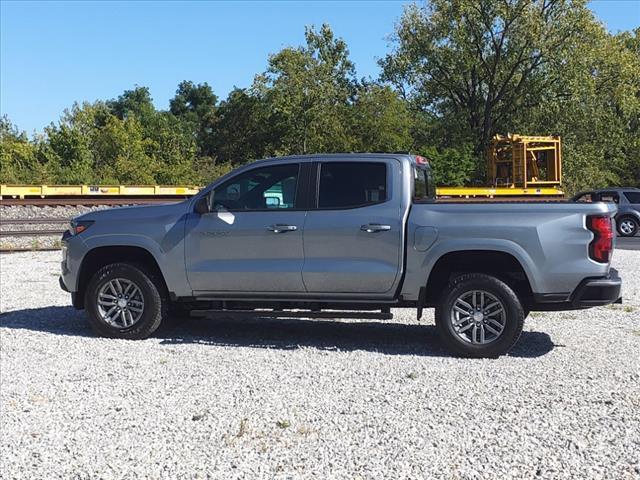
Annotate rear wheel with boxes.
[617,217,638,237]
[435,273,524,358]
[85,263,166,339]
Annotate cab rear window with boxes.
[413,166,435,203]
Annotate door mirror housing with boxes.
[195,194,211,215]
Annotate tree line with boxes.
[1,0,638,194]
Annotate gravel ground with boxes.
[1,250,639,479]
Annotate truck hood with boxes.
[75,200,191,223]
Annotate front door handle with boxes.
[268,224,298,233]
[360,223,391,233]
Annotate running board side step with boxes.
[190,309,394,320]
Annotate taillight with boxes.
[586,215,613,263]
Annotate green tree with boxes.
[169,80,218,157]
[517,27,640,192]
[254,24,357,154]
[350,83,413,153]
[147,112,201,184]
[0,116,45,183]
[92,115,157,184]
[381,0,597,156]
[214,88,273,165]
[423,144,477,186]
[107,86,156,123]
[41,102,110,183]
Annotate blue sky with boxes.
[1,0,638,134]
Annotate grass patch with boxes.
[297,424,315,436]
[623,305,634,313]
[406,372,418,380]
[275,419,290,429]
[236,418,248,438]
[192,410,208,421]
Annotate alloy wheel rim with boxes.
[620,220,634,235]
[450,290,506,345]
[97,278,145,328]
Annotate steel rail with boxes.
[0,247,61,253]
[0,229,65,237]
[0,218,70,225]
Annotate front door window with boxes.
[212,163,299,211]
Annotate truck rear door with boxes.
[302,159,404,295]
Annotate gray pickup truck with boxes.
[60,154,622,357]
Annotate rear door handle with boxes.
[360,223,391,233]
[268,224,298,233]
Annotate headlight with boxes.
[69,220,94,235]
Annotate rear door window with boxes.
[624,191,640,204]
[574,193,593,203]
[599,192,619,204]
[317,162,387,209]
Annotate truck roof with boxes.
[579,187,640,194]
[254,152,418,164]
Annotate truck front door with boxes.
[302,160,404,295]
[184,162,307,294]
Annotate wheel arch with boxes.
[424,250,534,307]
[75,245,168,309]
[616,212,640,227]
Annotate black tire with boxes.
[435,273,525,358]
[616,216,638,237]
[85,263,166,339]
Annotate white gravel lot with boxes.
[1,250,639,479]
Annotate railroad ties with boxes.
[0,196,188,252]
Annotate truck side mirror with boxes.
[194,195,211,215]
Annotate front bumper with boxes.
[59,275,69,292]
[570,268,622,308]
[59,275,81,308]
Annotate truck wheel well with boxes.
[76,246,167,309]
[425,250,533,307]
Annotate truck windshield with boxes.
[413,165,435,202]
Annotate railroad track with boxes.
[0,247,61,253]
[0,229,66,237]
[0,218,69,252]
[0,218,70,224]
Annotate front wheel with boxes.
[435,273,525,358]
[617,216,638,237]
[85,263,166,339]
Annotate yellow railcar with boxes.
[0,185,201,199]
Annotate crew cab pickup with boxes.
[60,154,622,357]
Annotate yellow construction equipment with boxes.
[437,134,564,198]
[488,134,562,189]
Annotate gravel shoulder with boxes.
[1,250,639,479]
